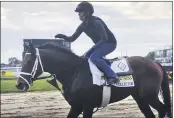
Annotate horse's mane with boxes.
[37,42,77,56]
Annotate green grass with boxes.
[1,79,59,93]
[1,77,172,94]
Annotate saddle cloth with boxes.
[88,58,135,87]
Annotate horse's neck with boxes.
[40,49,81,74]
[56,59,89,90]
[40,49,83,87]
[56,65,78,88]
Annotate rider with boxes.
[55,1,120,85]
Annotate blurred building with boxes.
[152,45,172,65]
[151,45,173,80]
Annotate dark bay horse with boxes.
[16,42,172,118]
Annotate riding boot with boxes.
[106,75,120,85]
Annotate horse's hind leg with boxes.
[132,94,155,118]
[148,95,167,118]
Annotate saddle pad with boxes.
[88,58,135,87]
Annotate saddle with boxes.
[88,56,134,87]
[101,56,131,76]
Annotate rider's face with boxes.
[78,11,86,21]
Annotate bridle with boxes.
[17,48,44,87]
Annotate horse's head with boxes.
[16,42,44,91]
[16,41,82,92]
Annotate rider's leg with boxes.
[89,43,119,84]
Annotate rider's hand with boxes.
[55,34,66,39]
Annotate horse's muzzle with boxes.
[16,83,29,92]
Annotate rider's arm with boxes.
[64,22,85,42]
[92,20,108,49]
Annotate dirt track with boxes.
[1,87,172,118]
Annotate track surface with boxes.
[1,86,173,118]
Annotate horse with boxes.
[16,41,172,118]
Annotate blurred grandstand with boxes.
[148,46,173,80]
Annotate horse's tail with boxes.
[157,62,172,117]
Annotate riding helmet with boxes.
[75,1,94,15]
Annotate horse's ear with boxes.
[28,42,36,55]
[24,42,30,50]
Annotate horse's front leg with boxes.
[67,105,83,118]
[83,104,94,118]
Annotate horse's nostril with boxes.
[16,83,23,90]
[16,83,26,90]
